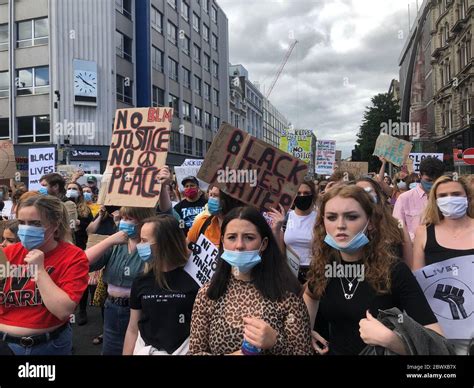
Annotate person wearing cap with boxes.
[173,176,207,235]
[86,176,99,196]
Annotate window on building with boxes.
[192,13,200,33]
[170,131,181,152]
[152,86,165,107]
[182,67,191,88]
[17,115,50,143]
[212,61,218,77]
[181,1,189,21]
[0,24,8,51]
[204,82,211,100]
[0,118,9,139]
[206,141,211,151]
[203,53,210,71]
[213,88,219,106]
[203,23,209,42]
[194,107,202,126]
[152,46,163,71]
[194,75,201,95]
[167,21,177,45]
[460,0,467,19]
[211,33,218,50]
[211,6,217,23]
[16,66,49,95]
[196,138,203,157]
[17,18,48,48]
[168,93,179,116]
[193,44,201,64]
[203,0,209,13]
[183,101,191,121]
[213,116,220,131]
[116,31,132,62]
[116,0,132,19]
[167,0,177,10]
[181,34,190,55]
[168,57,178,81]
[0,71,8,98]
[204,111,211,129]
[184,135,193,154]
[151,6,163,33]
[116,74,133,104]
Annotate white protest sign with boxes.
[28,148,55,190]
[414,255,474,340]
[408,153,444,173]
[315,140,336,175]
[174,160,209,192]
[184,234,219,287]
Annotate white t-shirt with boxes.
[2,200,13,219]
[283,210,317,267]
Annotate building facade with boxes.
[263,97,288,148]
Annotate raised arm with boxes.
[85,231,128,265]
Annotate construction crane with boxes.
[265,40,298,99]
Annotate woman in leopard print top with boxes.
[189,206,313,355]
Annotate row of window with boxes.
[169,132,209,156]
[0,116,50,143]
[438,34,472,88]
[0,17,48,51]
[166,0,218,24]
[0,66,50,97]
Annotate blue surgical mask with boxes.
[420,180,433,193]
[221,243,266,274]
[324,222,370,253]
[38,187,48,195]
[136,242,153,262]
[18,225,45,251]
[119,220,137,238]
[397,181,407,190]
[208,197,222,215]
[66,189,79,199]
[84,192,93,202]
[409,182,418,190]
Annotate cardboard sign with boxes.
[197,124,308,212]
[279,129,313,164]
[286,246,300,278]
[57,165,78,182]
[0,141,17,179]
[28,148,56,190]
[408,153,443,173]
[185,234,219,287]
[373,133,412,167]
[98,107,172,207]
[338,161,369,178]
[174,160,209,192]
[414,255,474,340]
[315,140,336,175]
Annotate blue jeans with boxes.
[7,324,72,356]
[102,299,130,355]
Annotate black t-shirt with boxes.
[173,196,207,233]
[130,268,199,354]
[317,259,437,355]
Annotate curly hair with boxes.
[307,185,399,299]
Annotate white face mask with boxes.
[66,189,79,199]
[436,196,468,219]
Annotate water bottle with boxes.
[241,339,262,355]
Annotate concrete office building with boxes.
[263,97,288,148]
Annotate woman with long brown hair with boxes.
[304,185,442,355]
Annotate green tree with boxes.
[353,93,400,172]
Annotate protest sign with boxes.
[315,140,336,175]
[279,129,314,164]
[57,165,77,182]
[0,141,17,179]
[414,255,474,340]
[408,153,444,173]
[197,124,308,213]
[373,133,412,167]
[98,107,172,207]
[174,160,209,192]
[185,234,219,287]
[338,161,369,178]
[28,148,55,190]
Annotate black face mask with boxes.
[294,195,314,211]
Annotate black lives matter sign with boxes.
[98,107,172,207]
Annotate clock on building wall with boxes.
[73,59,98,106]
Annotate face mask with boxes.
[436,196,468,219]
[324,222,370,253]
[84,192,93,202]
[38,187,48,195]
[363,188,378,204]
[420,180,433,193]
[208,197,222,215]
[397,181,407,190]
[18,225,45,251]
[294,195,313,211]
[184,187,199,199]
[119,220,137,238]
[221,242,266,274]
[136,242,153,262]
[66,189,79,199]
[409,182,418,190]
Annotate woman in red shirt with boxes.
[0,196,89,355]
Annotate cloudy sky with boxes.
[218,0,422,158]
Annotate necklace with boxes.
[344,276,358,291]
[339,277,360,300]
